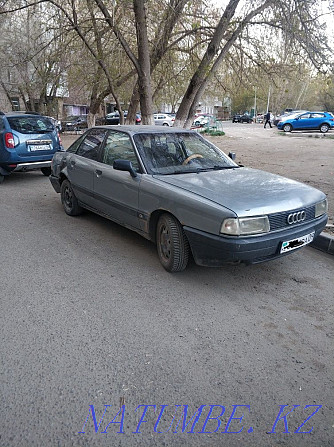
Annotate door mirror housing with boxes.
[113,159,138,177]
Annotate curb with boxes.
[279,133,334,139]
[310,231,334,255]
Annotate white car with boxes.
[153,113,175,126]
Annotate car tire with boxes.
[0,174,5,184]
[156,213,189,272]
[319,123,329,133]
[283,123,292,132]
[41,167,51,176]
[162,123,169,126]
[60,179,83,216]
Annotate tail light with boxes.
[5,132,15,149]
[57,131,62,146]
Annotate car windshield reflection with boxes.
[133,132,237,175]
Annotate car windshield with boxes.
[7,116,55,134]
[133,132,237,175]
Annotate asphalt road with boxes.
[1,127,333,447]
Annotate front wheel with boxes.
[60,179,83,216]
[319,123,329,133]
[156,214,190,272]
[283,123,292,132]
[41,167,51,176]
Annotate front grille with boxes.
[268,205,315,231]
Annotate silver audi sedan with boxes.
[50,126,328,272]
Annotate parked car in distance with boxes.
[273,110,307,126]
[105,111,141,125]
[277,111,334,133]
[153,113,175,126]
[192,115,214,127]
[232,114,253,123]
[62,115,88,131]
[49,125,327,272]
[0,111,63,183]
[105,111,127,125]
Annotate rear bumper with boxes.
[184,214,328,267]
[13,161,51,172]
[0,160,52,175]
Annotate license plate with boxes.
[280,231,315,253]
[28,144,51,151]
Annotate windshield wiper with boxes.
[201,165,239,171]
[154,165,239,175]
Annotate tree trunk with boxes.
[133,0,154,125]
[87,112,96,128]
[127,85,140,124]
[174,0,240,128]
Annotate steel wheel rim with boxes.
[159,224,171,260]
[64,185,73,209]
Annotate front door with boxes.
[94,130,141,231]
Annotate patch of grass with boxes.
[200,128,225,136]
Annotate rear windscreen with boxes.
[7,116,55,134]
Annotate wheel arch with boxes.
[148,209,183,244]
[319,122,329,133]
[59,172,68,185]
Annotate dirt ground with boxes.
[61,124,334,233]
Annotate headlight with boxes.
[221,216,270,236]
[315,198,328,218]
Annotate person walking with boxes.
[264,110,272,128]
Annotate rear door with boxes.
[309,112,326,129]
[66,128,108,207]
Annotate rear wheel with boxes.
[60,179,83,216]
[283,123,292,132]
[156,214,189,272]
[319,123,329,133]
[0,174,5,184]
[41,167,51,176]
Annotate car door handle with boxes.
[95,169,102,177]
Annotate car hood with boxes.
[154,167,324,216]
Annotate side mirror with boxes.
[228,152,236,161]
[113,159,138,177]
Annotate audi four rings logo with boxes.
[287,211,306,224]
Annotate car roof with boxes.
[92,125,194,135]
[1,111,44,118]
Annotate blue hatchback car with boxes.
[0,112,63,183]
[277,111,334,133]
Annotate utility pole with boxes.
[266,86,271,113]
[254,86,257,119]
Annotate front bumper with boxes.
[184,214,328,267]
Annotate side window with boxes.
[310,113,324,118]
[76,129,107,160]
[0,117,5,131]
[300,114,310,119]
[102,131,139,170]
